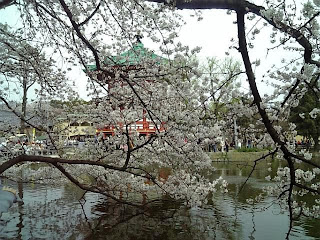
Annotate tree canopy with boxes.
[290,77,320,149]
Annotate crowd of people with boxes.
[0,136,57,157]
[207,139,254,152]
[296,139,313,149]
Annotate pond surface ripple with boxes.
[0,159,319,240]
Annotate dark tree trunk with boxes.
[0,0,14,10]
[20,76,28,134]
[312,135,319,151]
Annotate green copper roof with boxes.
[104,42,163,66]
[84,42,165,73]
[86,64,98,71]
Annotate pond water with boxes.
[0,159,319,240]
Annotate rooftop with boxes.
[86,41,164,71]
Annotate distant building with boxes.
[54,117,96,141]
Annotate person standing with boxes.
[225,140,229,152]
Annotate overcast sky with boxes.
[0,2,302,100]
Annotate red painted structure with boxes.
[97,110,165,138]
[94,40,166,138]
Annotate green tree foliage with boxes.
[50,99,89,109]
[202,57,242,116]
[290,78,320,150]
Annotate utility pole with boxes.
[234,117,238,149]
[20,60,28,134]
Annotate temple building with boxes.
[87,39,166,138]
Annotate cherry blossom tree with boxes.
[144,0,319,236]
[0,0,319,238]
[0,0,227,208]
[0,23,76,137]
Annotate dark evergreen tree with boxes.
[290,78,320,150]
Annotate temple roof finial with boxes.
[135,34,143,43]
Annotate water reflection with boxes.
[0,180,102,239]
[0,158,319,240]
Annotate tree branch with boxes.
[237,8,284,148]
[146,0,319,68]
[51,162,142,207]
[78,1,102,27]
[145,0,244,10]
[0,0,15,10]
[238,149,278,194]
[294,181,320,195]
[58,0,101,70]
[0,155,114,174]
